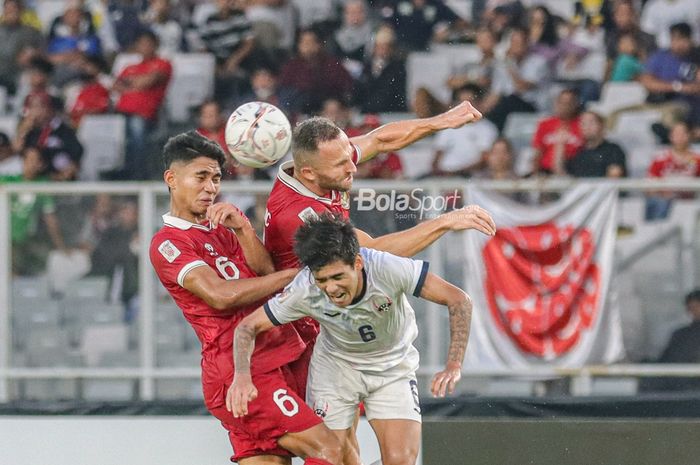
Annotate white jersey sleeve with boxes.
[264,270,312,325]
[366,249,429,298]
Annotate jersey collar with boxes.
[277,160,339,206]
[162,212,211,231]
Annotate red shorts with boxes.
[286,337,316,398]
[207,365,322,462]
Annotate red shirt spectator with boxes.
[279,29,353,113]
[70,81,110,126]
[532,115,583,172]
[114,32,172,121]
[648,149,700,177]
[347,115,404,179]
[531,89,583,174]
[115,56,172,120]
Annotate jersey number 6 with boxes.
[215,257,240,280]
[358,325,376,342]
[273,389,299,417]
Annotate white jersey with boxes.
[265,248,429,373]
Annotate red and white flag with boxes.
[463,185,624,369]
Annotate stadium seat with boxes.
[587,82,648,117]
[64,276,110,301]
[406,52,453,106]
[77,114,127,181]
[81,323,130,366]
[430,43,482,71]
[607,109,661,178]
[155,320,187,353]
[0,114,17,138]
[394,135,435,179]
[35,0,65,32]
[165,53,216,123]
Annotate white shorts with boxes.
[306,349,422,430]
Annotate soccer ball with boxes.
[224,101,292,168]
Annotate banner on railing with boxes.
[463,185,624,368]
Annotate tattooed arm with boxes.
[226,307,276,417]
[419,273,473,397]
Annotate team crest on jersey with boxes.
[298,207,319,223]
[204,243,218,257]
[371,295,393,313]
[158,240,180,263]
[313,399,329,418]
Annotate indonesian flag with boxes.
[463,185,625,369]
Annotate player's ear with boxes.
[164,169,176,189]
[298,164,317,183]
[354,254,363,271]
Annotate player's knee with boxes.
[381,446,418,465]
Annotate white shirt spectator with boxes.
[433,119,498,172]
[491,54,550,109]
[641,0,700,48]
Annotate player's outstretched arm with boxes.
[207,202,276,275]
[419,273,472,397]
[350,101,483,163]
[355,205,496,257]
[183,265,296,311]
[226,307,276,417]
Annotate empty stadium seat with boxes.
[607,109,662,177]
[430,43,483,71]
[0,114,17,138]
[78,114,127,181]
[81,323,130,366]
[165,53,216,123]
[406,52,453,106]
[587,82,648,117]
[394,136,435,179]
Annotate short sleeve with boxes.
[264,274,311,325]
[150,234,208,288]
[369,249,429,297]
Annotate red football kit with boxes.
[264,148,359,394]
[150,213,320,461]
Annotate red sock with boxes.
[305,458,334,465]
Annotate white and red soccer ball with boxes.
[224,101,292,168]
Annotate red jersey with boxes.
[648,149,700,178]
[70,82,110,126]
[264,153,358,271]
[115,57,172,120]
[149,213,305,408]
[532,116,583,172]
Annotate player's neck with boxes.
[170,203,206,225]
[293,171,332,198]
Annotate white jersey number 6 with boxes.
[273,389,299,417]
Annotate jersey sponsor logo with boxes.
[158,240,181,263]
[204,243,218,256]
[371,295,393,313]
[298,207,319,223]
